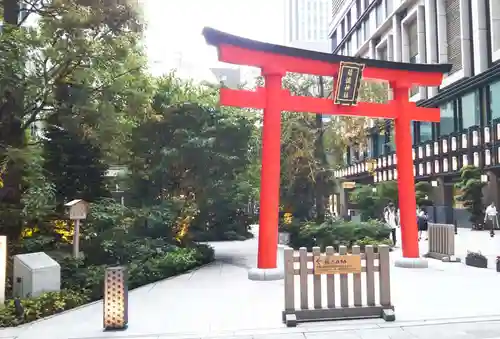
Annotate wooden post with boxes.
[73,219,80,258]
[64,199,88,259]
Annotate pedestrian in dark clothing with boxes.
[417,207,428,240]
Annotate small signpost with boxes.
[333,61,365,106]
[64,199,88,258]
[313,253,362,275]
[0,236,6,307]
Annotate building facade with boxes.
[329,0,500,227]
[284,0,332,45]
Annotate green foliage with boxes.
[0,0,152,237]
[415,181,433,207]
[43,125,110,206]
[127,74,256,241]
[285,218,391,250]
[455,165,486,226]
[351,181,398,221]
[280,74,335,220]
[0,244,214,327]
[0,289,89,327]
[351,185,379,220]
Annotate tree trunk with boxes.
[314,76,327,223]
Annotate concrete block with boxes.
[394,257,429,268]
[247,267,284,281]
[382,308,396,322]
[443,255,461,263]
[13,252,60,298]
[285,313,297,327]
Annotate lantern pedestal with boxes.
[394,257,429,269]
[103,267,128,331]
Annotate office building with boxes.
[284,0,332,45]
[210,67,243,88]
[330,0,500,227]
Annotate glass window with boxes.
[490,81,500,121]
[386,0,393,15]
[376,4,384,26]
[356,0,362,18]
[411,122,416,144]
[332,35,338,50]
[364,19,369,38]
[356,28,362,48]
[461,91,480,129]
[440,101,455,136]
[419,122,433,142]
[378,47,388,60]
[408,19,418,63]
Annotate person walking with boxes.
[384,202,398,246]
[484,202,498,237]
[417,207,429,241]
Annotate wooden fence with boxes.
[426,223,460,262]
[282,245,394,327]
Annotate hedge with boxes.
[282,218,393,251]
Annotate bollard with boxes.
[103,266,128,331]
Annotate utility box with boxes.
[13,252,61,298]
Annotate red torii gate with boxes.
[203,27,451,276]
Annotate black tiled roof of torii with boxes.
[202,27,452,74]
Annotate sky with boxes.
[143,0,285,81]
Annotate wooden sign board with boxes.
[313,254,362,275]
[65,199,88,220]
[342,181,356,189]
[333,61,365,106]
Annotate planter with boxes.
[465,256,488,268]
[278,231,290,245]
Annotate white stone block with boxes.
[13,252,60,298]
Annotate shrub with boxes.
[58,244,214,301]
[287,219,392,251]
[0,289,89,327]
[191,209,253,241]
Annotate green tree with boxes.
[351,185,379,220]
[455,165,486,227]
[43,123,110,207]
[351,181,398,221]
[0,0,150,237]
[127,74,256,240]
[415,181,433,207]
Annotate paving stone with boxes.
[253,334,305,339]
[8,227,500,339]
[304,331,359,339]
[356,327,415,339]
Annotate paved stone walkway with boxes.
[1,227,500,339]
